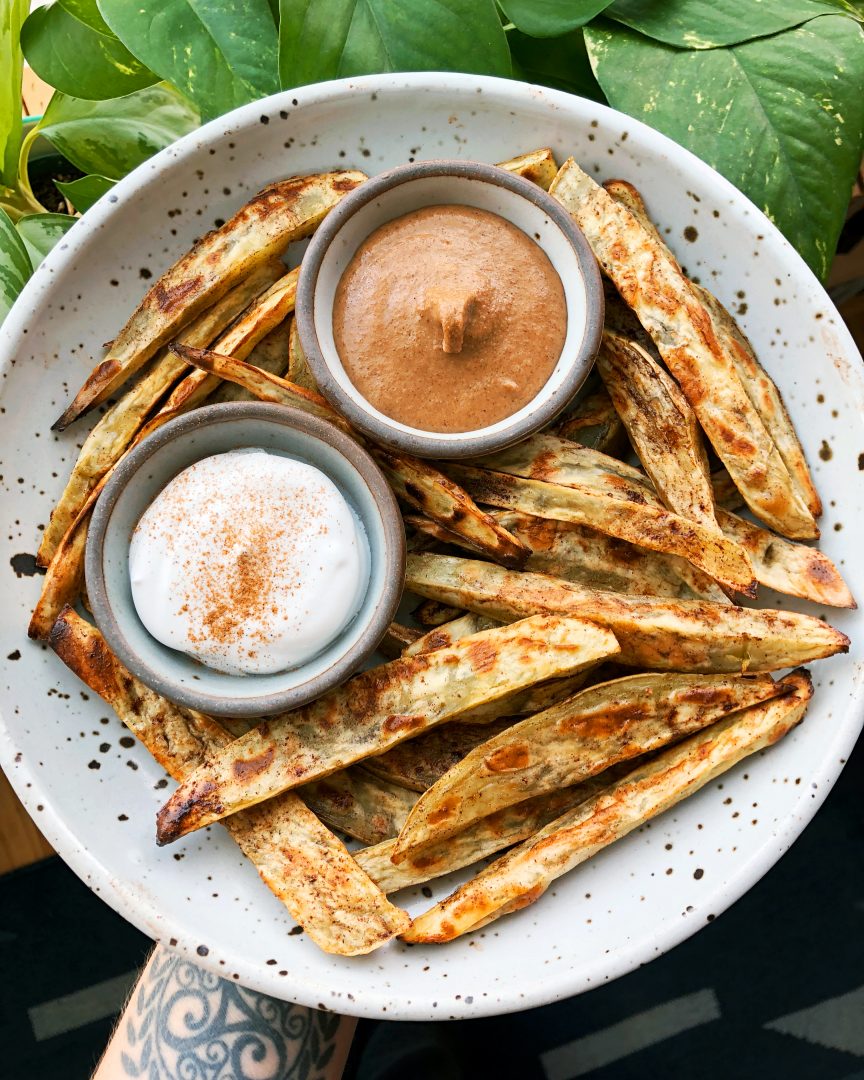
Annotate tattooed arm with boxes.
[93,946,356,1080]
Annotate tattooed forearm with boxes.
[93,946,355,1080]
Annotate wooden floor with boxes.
[0,770,54,875]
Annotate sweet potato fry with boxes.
[375,448,530,570]
[597,329,718,531]
[717,509,855,608]
[301,768,418,844]
[405,553,849,673]
[497,147,559,190]
[361,718,514,792]
[356,786,591,894]
[137,270,302,436]
[555,375,627,454]
[413,599,465,627]
[492,510,729,603]
[391,672,786,859]
[449,453,755,595]
[37,264,283,567]
[550,159,817,539]
[49,608,409,955]
[28,507,90,640]
[377,622,423,658]
[287,316,320,392]
[604,177,820,519]
[155,616,620,844]
[404,670,812,941]
[55,171,365,429]
[405,613,500,657]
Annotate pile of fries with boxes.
[32,147,853,956]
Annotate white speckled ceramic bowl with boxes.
[295,159,603,458]
[1,74,862,1021]
[85,402,405,718]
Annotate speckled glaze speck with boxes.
[1,74,862,1021]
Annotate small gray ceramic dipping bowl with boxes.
[296,159,604,459]
[85,402,405,718]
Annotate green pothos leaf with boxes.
[16,213,76,269]
[585,14,864,280]
[508,28,605,100]
[499,0,614,38]
[1,0,28,190]
[605,0,844,49]
[98,0,279,122]
[38,83,199,180]
[0,207,32,323]
[21,2,158,101]
[279,0,511,88]
[55,173,116,212]
[57,0,113,35]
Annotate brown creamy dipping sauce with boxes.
[332,204,567,433]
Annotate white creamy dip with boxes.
[129,449,370,675]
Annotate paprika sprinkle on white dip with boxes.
[129,449,370,675]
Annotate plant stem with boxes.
[10,124,48,218]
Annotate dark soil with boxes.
[28,155,84,214]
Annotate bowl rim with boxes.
[84,400,406,717]
[295,157,604,459]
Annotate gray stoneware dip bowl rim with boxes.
[84,400,406,717]
[295,158,604,458]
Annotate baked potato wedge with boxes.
[138,270,302,436]
[49,608,409,956]
[717,508,855,608]
[28,505,91,640]
[405,613,500,657]
[37,263,284,567]
[596,329,719,532]
[155,615,620,844]
[301,768,418,844]
[54,171,365,429]
[391,672,786,860]
[405,553,849,673]
[550,158,817,539]
[497,147,559,190]
[404,670,812,941]
[356,785,592,895]
[361,718,515,793]
[449,456,755,595]
[493,510,729,603]
[412,598,465,627]
[555,376,627,454]
[377,622,423,658]
[287,316,319,392]
[605,177,820,519]
[376,448,530,570]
